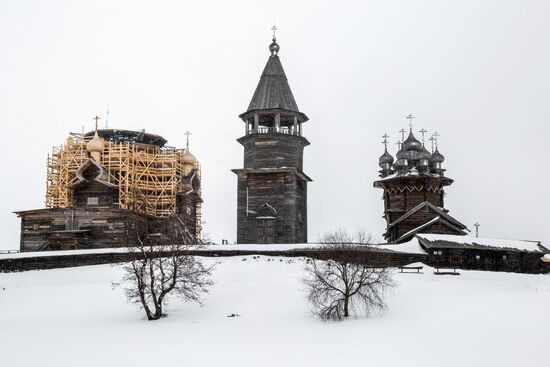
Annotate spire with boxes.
[239,32,308,123]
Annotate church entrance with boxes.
[257,218,275,244]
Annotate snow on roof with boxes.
[375,237,428,255]
[0,243,324,260]
[417,234,546,253]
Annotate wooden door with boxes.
[257,218,275,244]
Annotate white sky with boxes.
[0,0,548,249]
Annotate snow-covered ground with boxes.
[1,256,548,367]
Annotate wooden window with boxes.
[87,197,99,206]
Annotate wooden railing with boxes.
[247,127,301,136]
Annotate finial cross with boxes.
[432,132,440,149]
[93,115,100,131]
[406,114,415,131]
[428,136,436,153]
[271,24,277,39]
[474,222,481,238]
[382,133,390,151]
[419,128,428,146]
[184,131,192,149]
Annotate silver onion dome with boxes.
[379,150,394,167]
[418,146,431,160]
[430,148,445,163]
[396,146,408,160]
[402,132,423,151]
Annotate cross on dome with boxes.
[382,133,390,151]
[432,132,440,149]
[184,131,192,149]
[93,115,100,131]
[419,128,428,146]
[406,114,415,131]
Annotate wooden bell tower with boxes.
[232,34,312,244]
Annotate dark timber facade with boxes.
[232,37,311,244]
[374,129,468,243]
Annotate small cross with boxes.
[399,128,406,141]
[419,128,428,146]
[474,222,481,238]
[432,132,440,149]
[271,24,277,39]
[428,136,436,153]
[382,133,390,151]
[184,131,192,149]
[406,114,415,131]
[93,115,100,131]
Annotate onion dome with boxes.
[379,150,394,167]
[182,148,197,166]
[396,146,408,160]
[430,149,445,163]
[402,132,422,151]
[87,131,104,154]
[269,38,280,55]
[418,146,431,160]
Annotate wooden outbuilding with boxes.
[416,234,549,274]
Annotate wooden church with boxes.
[232,35,311,244]
[374,121,468,243]
[15,125,202,251]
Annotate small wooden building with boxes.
[16,128,202,251]
[416,234,549,274]
[374,130,468,243]
[232,36,311,244]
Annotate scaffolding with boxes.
[45,134,202,236]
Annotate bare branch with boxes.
[304,229,396,321]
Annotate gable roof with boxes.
[388,201,468,231]
[395,216,468,243]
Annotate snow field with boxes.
[0,256,548,367]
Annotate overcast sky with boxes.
[0,0,548,249]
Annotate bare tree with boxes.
[115,238,214,321]
[304,229,395,320]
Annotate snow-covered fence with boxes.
[0,246,427,273]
